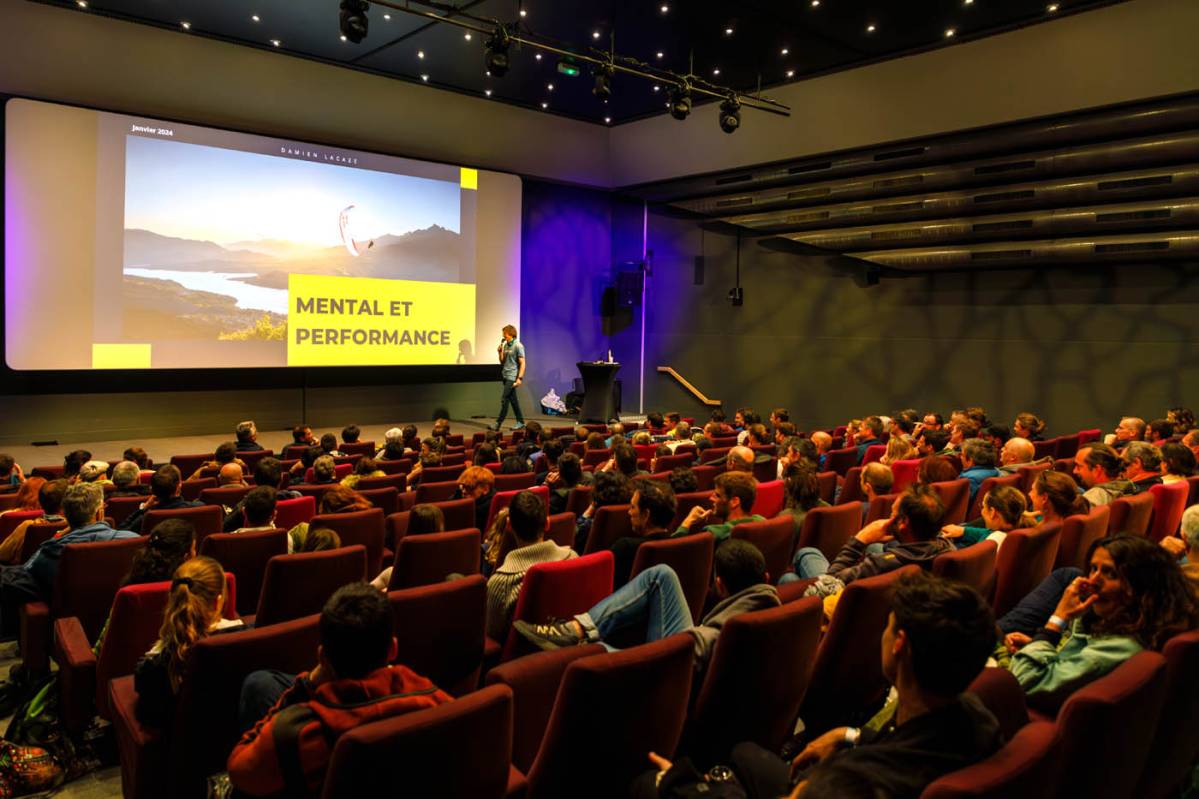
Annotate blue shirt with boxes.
[960,466,1002,503]
[25,521,140,595]
[501,339,525,381]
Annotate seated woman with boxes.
[573,470,632,553]
[939,485,1037,549]
[0,476,44,516]
[1028,469,1089,526]
[776,462,827,552]
[1160,442,1197,484]
[286,485,371,553]
[1001,534,1199,712]
[294,527,340,553]
[1012,412,1047,442]
[546,453,588,516]
[371,504,445,589]
[405,438,443,487]
[134,557,245,727]
[879,436,916,466]
[915,455,957,486]
[340,457,384,490]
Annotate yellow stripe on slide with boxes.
[92,343,152,369]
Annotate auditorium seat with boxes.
[109,613,322,799]
[582,504,634,554]
[320,683,513,799]
[169,453,214,478]
[751,457,778,484]
[1137,629,1199,798]
[838,467,864,504]
[199,529,288,617]
[932,540,998,594]
[179,478,216,501]
[389,529,481,589]
[546,511,576,549]
[1106,491,1154,537]
[1015,461,1052,495]
[692,464,723,490]
[197,485,252,507]
[683,596,822,766]
[0,509,42,545]
[654,452,694,472]
[796,502,861,561]
[386,574,486,696]
[29,465,65,480]
[1032,439,1058,461]
[1054,504,1110,571]
[21,536,147,674]
[966,474,1023,523]
[823,447,858,476]
[1077,428,1103,446]
[19,520,67,562]
[990,522,1062,618]
[415,479,460,504]
[890,458,922,492]
[861,444,886,465]
[701,446,731,465]
[494,472,537,492]
[376,458,412,476]
[815,470,838,504]
[357,486,400,516]
[864,493,898,525]
[966,667,1030,742]
[1055,433,1082,460]
[798,565,920,736]
[309,508,386,575]
[303,463,353,483]
[507,635,694,799]
[486,484,550,531]
[252,546,367,627]
[931,479,971,525]
[629,533,714,623]
[280,444,312,460]
[1146,481,1188,542]
[920,721,1057,799]
[419,464,466,484]
[753,479,785,518]
[428,496,476,532]
[143,505,224,542]
[273,495,316,529]
[502,551,614,662]
[105,496,146,527]
[356,472,407,492]
[339,441,375,457]
[731,516,794,585]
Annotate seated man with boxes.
[668,467,698,496]
[996,437,1036,474]
[946,420,980,454]
[0,479,67,564]
[735,410,760,445]
[1162,504,1199,584]
[122,465,203,534]
[854,416,885,463]
[223,457,300,531]
[672,471,764,543]
[786,485,950,584]
[610,480,677,587]
[1104,416,1146,451]
[1073,444,1135,506]
[235,420,265,452]
[959,438,1001,504]
[856,462,894,522]
[62,449,91,483]
[78,460,113,485]
[319,433,345,458]
[233,486,278,533]
[0,483,138,634]
[0,454,24,489]
[1183,429,1199,462]
[229,583,453,796]
[1121,441,1164,492]
[916,428,952,458]
[292,424,318,449]
[486,491,576,640]
[723,445,755,473]
[218,462,248,488]
[188,441,247,481]
[516,539,778,675]
[341,424,361,446]
[646,572,1000,799]
[375,427,407,461]
[109,460,150,497]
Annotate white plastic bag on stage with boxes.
[540,388,567,415]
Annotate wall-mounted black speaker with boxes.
[693,255,705,285]
[615,269,642,308]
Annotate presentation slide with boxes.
[4,98,521,370]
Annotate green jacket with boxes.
[672,514,765,542]
[1008,618,1142,712]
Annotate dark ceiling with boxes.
[41,0,1125,126]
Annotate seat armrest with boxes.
[19,601,51,675]
[109,675,168,799]
[54,616,97,735]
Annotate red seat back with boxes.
[582,449,612,468]
[686,596,822,762]
[931,479,971,525]
[797,503,862,560]
[692,464,722,491]
[861,444,886,465]
[1187,474,1199,509]
[142,505,224,542]
[630,533,714,624]
[1054,504,1110,570]
[1147,481,1188,542]
[494,472,537,492]
[932,540,998,594]
[487,485,550,532]
[376,458,412,475]
[1077,428,1102,445]
[753,479,785,519]
[415,479,460,504]
[524,635,694,799]
[0,510,42,545]
[390,529,481,589]
[815,470,838,504]
[1138,630,1199,797]
[53,536,148,639]
[338,441,375,457]
[168,453,213,478]
[503,551,614,662]
[254,546,367,627]
[990,522,1062,617]
[1032,438,1058,461]
[546,512,575,548]
[967,474,1023,522]
[1015,462,1052,495]
[19,520,67,562]
[105,497,146,527]
[921,721,1057,799]
[1106,491,1154,537]
[966,667,1030,742]
[197,485,252,507]
[429,497,477,533]
[670,491,711,529]
[273,495,315,529]
[419,464,466,485]
[387,574,486,696]
[890,458,922,493]
[199,529,288,617]
[582,504,634,554]
[1054,651,1167,798]
[864,493,898,525]
[310,508,386,575]
[356,486,400,517]
[179,479,216,502]
[564,485,593,516]
[823,447,858,477]
[356,473,407,492]
[320,683,512,799]
[731,516,795,585]
[301,463,353,484]
[654,453,694,472]
[1055,433,1081,460]
[799,565,920,736]
[838,467,865,504]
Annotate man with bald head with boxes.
[997,437,1036,475]
[218,462,248,487]
[1104,417,1146,451]
[725,446,755,473]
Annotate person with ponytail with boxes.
[134,556,243,728]
[1029,470,1089,525]
[940,485,1039,549]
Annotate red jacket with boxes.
[227,664,453,796]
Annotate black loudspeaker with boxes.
[615,269,642,308]
[693,255,705,285]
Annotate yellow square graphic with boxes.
[92,343,151,369]
[459,167,478,190]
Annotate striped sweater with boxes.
[485,540,578,640]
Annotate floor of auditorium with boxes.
[4,414,637,469]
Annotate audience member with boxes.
[1104,416,1146,450]
[958,438,1000,503]
[546,451,589,514]
[233,486,277,533]
[1121,441,1164,492]
[341,456,384,489]
[575,470,633,552]
[1012,412,1047,442]
[235,421,264,452]
[1028,470,1088,526]
[287,486,370,553]
[0,454,24,489]
[341,424,361,445]
[218,462,247,487]
[1160,442,1197,483]
[1146,418,1175,446]
[124,447,152,470]
[915,455,957,486]
[486,491,576,640]
[292,425,317,448]
[725,446,755,474]
[916,428,951,458]
[455,465,497,532]
[122,465,203,534]
[1161,505,1199,582]
[1073,444,1135,506]
[673,471,763,543]
[110,460,150,497]
[375,427,408,461]
[0,476,44,514]
[319,433,344,458]
[941,485,1037,549]
[0,479,66,564]
[777,462,827,549]
[294,527,341,553]
[78,460,112,485]
[63,449,91,483]
[310,455,337,485]
[809,431,833,470]
[668,467,699,496]
[879,437,916,466]
[854,416,885,463]
[996,437,1037,474]
[608,480,677,587]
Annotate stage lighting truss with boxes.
[347,0,790,123]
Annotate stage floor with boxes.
[2,414,645,472]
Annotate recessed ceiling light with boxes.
[270,38,281,47]
[945,27,956,37]
[339,34,347,41]
[383,13,390,20]
[964,0,974,4]
[1047,2,1059,11]
[810,0,820,6]
[251,15,260,23]
[866,23,876,32]
[485,70,491,76]
[464,32,472,41]
[181,21,191,30]
[781,47,789,55]
[76,0,87,7]
[653,84,660,92]
[535,53,542,60]
[660,4,669,12]
[421,73,429,81]
[417,50,425,59]
[541,102,549,109]
[485,89,492,96]
[712,67,720,75]
[656,51,664,59]
[592,30,601,39]
[519,9,527,17]
[786,69,795,78]
[547,83,554,90]
[724,27,734,35]
[605,116,612,123]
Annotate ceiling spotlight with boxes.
[660,4,669,12]
[592,30,601,39]
[1047,2,1059,10]
[547,82,554,90]
[593,63,613,100]
[251,14,260,22]
[485,89,492,96]
[781,47,789,55]
[535,53,542,61]
[945,27,956,37]
[421,73,429,81]
[811,0,820,6]
[656,51,664,59]
[519,8,527,17]
[964,0,974,4]
[181,21,191,30]
[465,33,473,41]
[76,0,87,7]
[383,13,390,20]
[786,69,795,78]
[724,27,734,35]
[653,84,660,92]
[541,102,549,109]
[417,50,425,59]
[712,67,721,75]
[866,23,876,32]
[340,34,347,41]
[338,0,369,44]
[484,27,511,76]
[270,38,281,47]
[718,97,741,134]
[604,116,612,124]
[668,83,692,120]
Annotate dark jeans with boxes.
[0,566,43,639]
[997,567,1083,635]
[238,669,296,732]
[496,379,524,426]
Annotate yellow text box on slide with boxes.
[92,343,151,369]
[287,274,475,366]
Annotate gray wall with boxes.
[627,207,1199,434]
